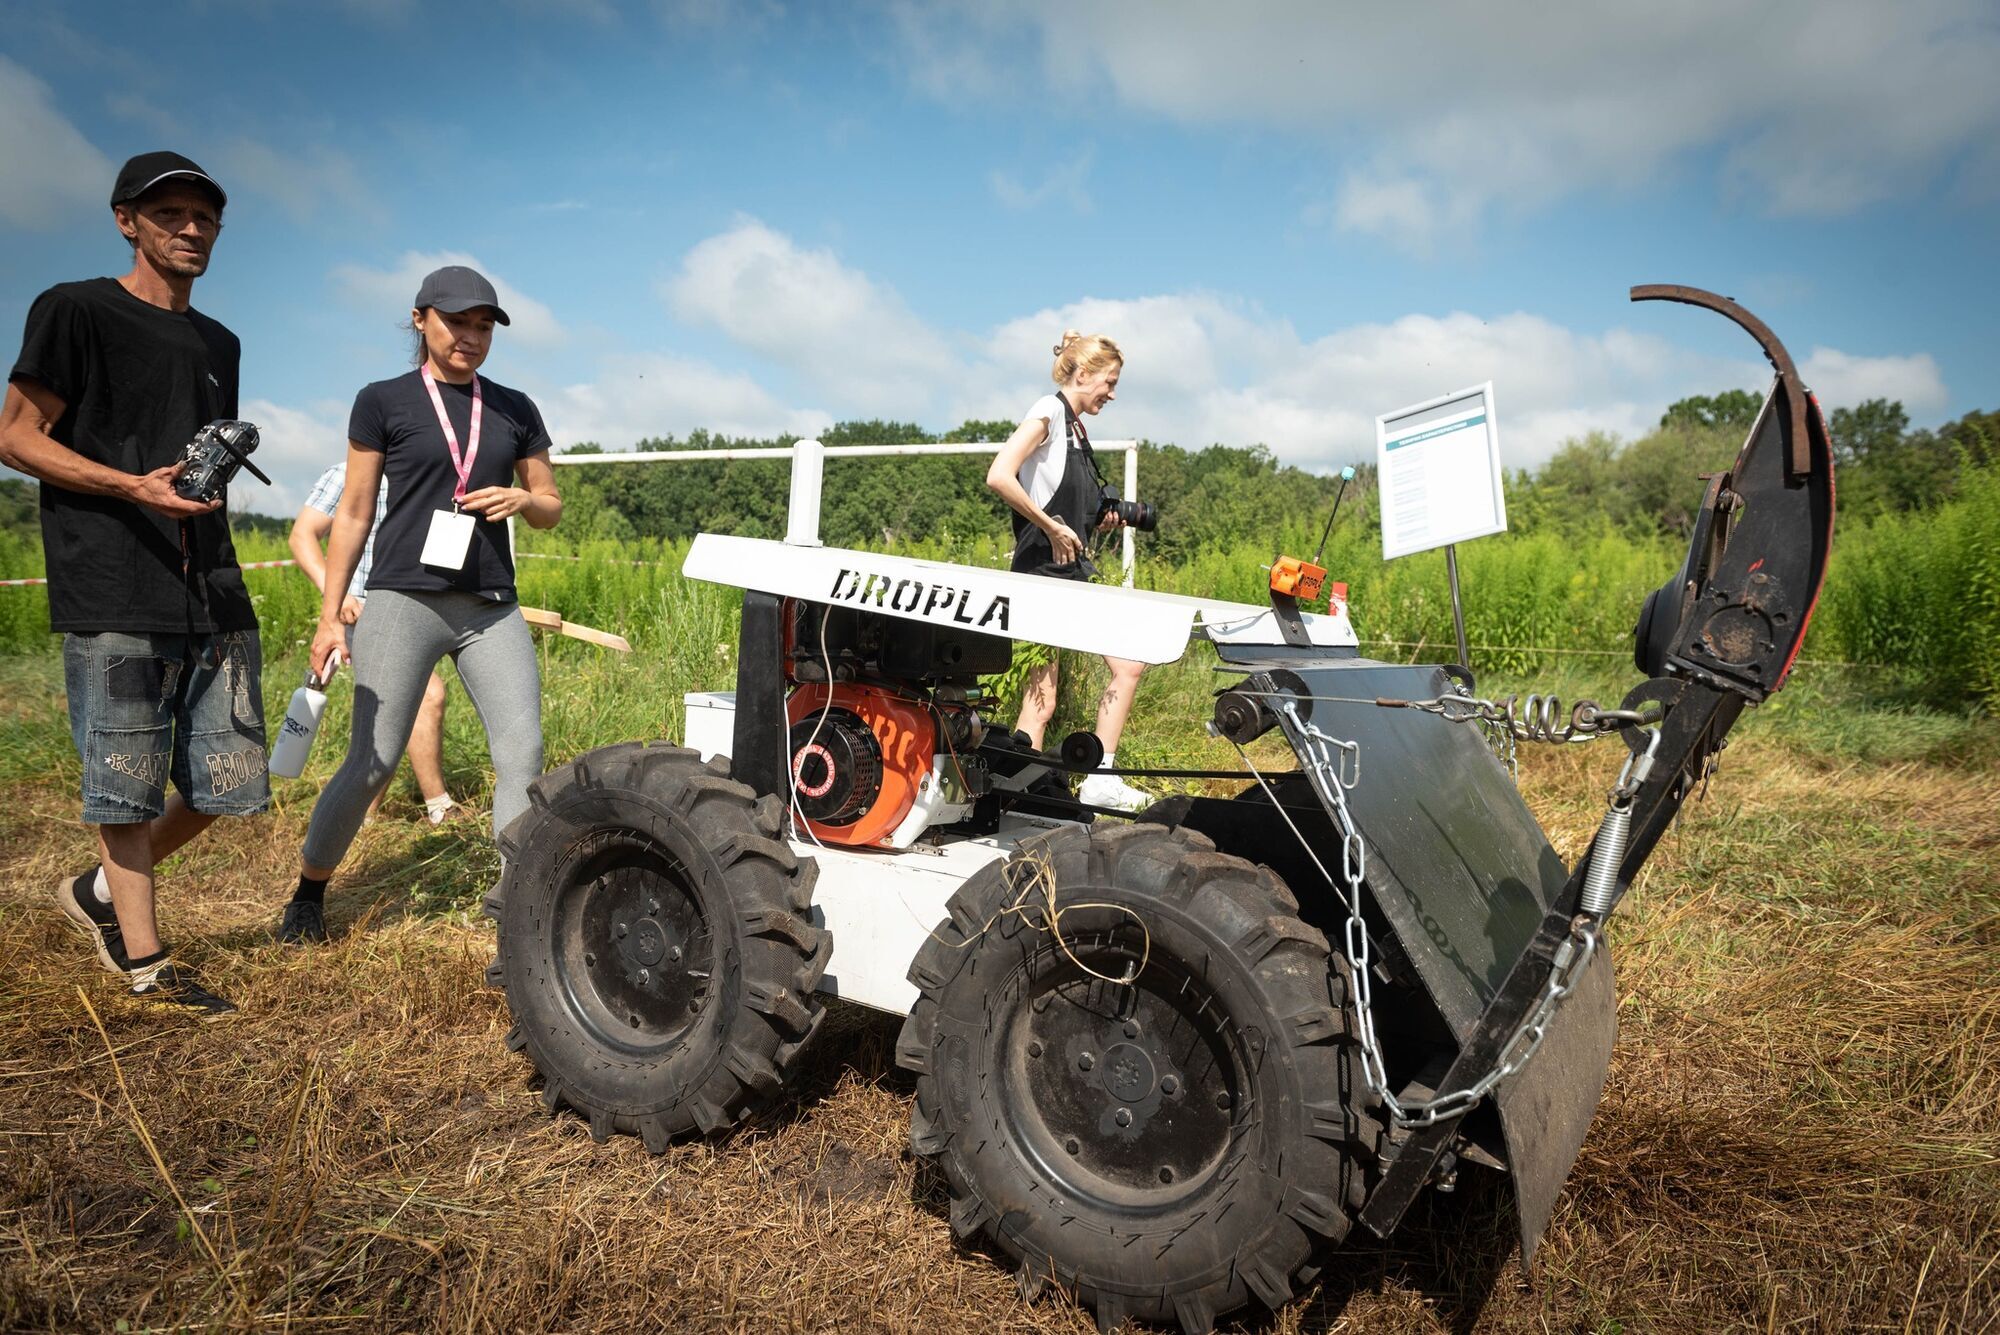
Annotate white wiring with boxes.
[1227,736,1363,925]
[787,602,838,850]
[932,841,1151,987]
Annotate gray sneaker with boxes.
[56,870,130,974]
[127,960,237,1017]
[277,900,328,945]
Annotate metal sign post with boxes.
[1445,543,1471,668]
[1376,383,1507,671]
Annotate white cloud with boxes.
[213,137,386,227]
[967,298,1746,471]
[665,218,957,405]
[329,251,566,347]
[893,1,2000,247]
[0,55,115,229]
[990,152,1094,214]
[543,352,828,450]
[236,397,351,518]
[1798,348,1949,418]
[97,94,385,228]
[308,221,1950,487]
[652,220,1951,471]
[104,91,185,140]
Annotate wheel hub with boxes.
[625,917,668,968]
[555,838,713,1051]
[1009,959,1239,1200]
[1100,1042,1157,1104]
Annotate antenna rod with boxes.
[1310,465,1357,569]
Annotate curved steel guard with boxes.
[1357,284,1835,1264]
[1630,284,1811,480]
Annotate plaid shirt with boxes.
[303,461,388,600]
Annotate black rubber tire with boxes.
[486,742,830,1147]
[895,823,1380,1334]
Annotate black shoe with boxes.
[56,870,130,974]
[277,899,328,945]
[126,960,237,1016]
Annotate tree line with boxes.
[547,393,1998,554]
[0,392,1990,555]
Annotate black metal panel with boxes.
[730,591,789,802]
[1658,380,1835,701]
[1196,656,1619,1263]
[1493,938,1616,1264]
[1281,662,1567,1033]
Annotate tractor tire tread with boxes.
[491,744,826,1152]
[895,822,1382,1333]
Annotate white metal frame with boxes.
[550,438,1142,587]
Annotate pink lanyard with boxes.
[420,364,483,506]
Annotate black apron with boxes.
[1010,394,1104,581]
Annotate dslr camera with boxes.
[172,419,270,505]
[1096,483,1158,533]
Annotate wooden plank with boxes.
[558,621,631,653]
[519,604,631,653]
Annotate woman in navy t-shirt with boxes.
[281,265,562,943]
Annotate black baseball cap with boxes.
[110,151,227,209]
[413,265,511,325]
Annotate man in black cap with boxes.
[0,151,267,1016]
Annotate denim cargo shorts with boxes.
[62,629,271,824]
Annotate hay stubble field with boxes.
[1,618,1996,1333]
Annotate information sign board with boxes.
[1376,383,1507,560]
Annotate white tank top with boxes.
[1016,393,1072,508]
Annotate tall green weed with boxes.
[3,478,1996,711]
[1824,460,2000,706]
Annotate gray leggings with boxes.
[302,589,542,869]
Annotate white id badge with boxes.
[420,508,477,570]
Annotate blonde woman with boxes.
[986,331,1149,812]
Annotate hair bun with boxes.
[1052,329,1082,355]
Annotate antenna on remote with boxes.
[1310,465,1357,570]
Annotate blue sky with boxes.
[4,0,1996,517]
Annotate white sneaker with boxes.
[1078,772,1151,812]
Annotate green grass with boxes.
[3,522,1995,1334]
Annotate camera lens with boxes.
[1116,499,1158,532]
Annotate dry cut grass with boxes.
[2,706,1996,1333]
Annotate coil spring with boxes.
[1509,693,1589,743]
[1579,799,1632,916]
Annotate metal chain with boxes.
[1278,700,1606,1129]
[1221,686,1655,743]
[1223,683,1659,780]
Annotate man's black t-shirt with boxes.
[348,370,552,599]
[8,278,254,634]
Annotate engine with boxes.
[783,600,1008,848]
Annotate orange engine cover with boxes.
[786,683,936,847]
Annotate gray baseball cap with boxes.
[413,265,511,325]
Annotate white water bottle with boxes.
[269,652,339,779]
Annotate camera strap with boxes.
[420,364,484,507]
[1058,391,1108,490]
